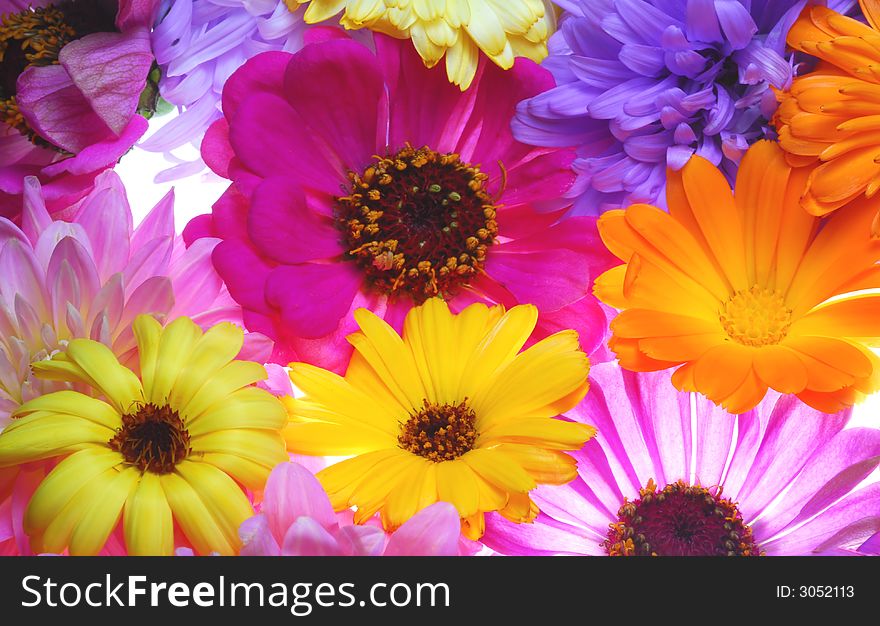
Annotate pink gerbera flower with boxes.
[0,0,159,219]
[239,462,475,556]
[482,363,880,556]
[185,31,615,372]
[0,172,270,555]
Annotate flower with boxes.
[773,1,880,228]
[240,462,474,555]
[594,140,880,414]
[482,363,880,556]
[144,0,347,181]
[283,298,595,540]
[0,0,159,218]
[0,172,271,555]
[0,315,288,556]
[510,0,830,215]
[185,34,614,372]
[287,0,555,89]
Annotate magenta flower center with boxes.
[108,403,191,474]
[604,479,761,556]
[0,0,116,144]
[398,400,478,462]
[336,144,499,303]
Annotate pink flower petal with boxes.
[73,172,133,279]
[20,177,52,245]
[239,514,281,556]
[265,262,361,339]
[483,512,603,556]
[131,189,174,251]
[221,51,292,120]
[59,30,153,136]
[16,64,112,153]
[282,39,385,173]
[212,239,273,313]
[228,92,343,194]
[262,463,338,543]
[281,517,343,556]
[201,119,233,179]
[41,115,148,177]
[116,0,161,30]
[248,176,343,264]
[335,525,387,556]
[384,502,462,556]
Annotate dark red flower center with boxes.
[398,399,478,462]
[108,402,191,474]
[604,479,761,556]
[0,1,117,145]
[336,144,499,303]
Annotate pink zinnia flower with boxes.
[0,0,159,219]
[0,172,270,555]
[186,31,615,372]
[482,363,880,556]
[239,462,474,556]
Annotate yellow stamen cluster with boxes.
[720,285,793,347]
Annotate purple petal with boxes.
[262,462,338,544]
[281,517,343,556]
[482,512,603,556]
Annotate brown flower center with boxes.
[108,402,191,474]
[605,479,761,556]
[398,399,478,462]
[336,144,499,303]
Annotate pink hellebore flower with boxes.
[239,462,474,556]
[0,0,159,219]
[186,31,616,372]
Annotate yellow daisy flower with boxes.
[0,315,288,556]
[283,298,595,540]
[287,0,554,89]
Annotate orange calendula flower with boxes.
[594,140,880,414]
[774,1,880,228]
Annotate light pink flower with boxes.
[0,0,160,218]
[240,462,474,556]
[0,172,270,555]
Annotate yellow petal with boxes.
[190,429,288,468]
[160,471,236,555]
[478,417,595,450]
[187,387,287,436]
[69,466,139,556]
[148,316,203,406]
[181,361,267,420]
[175,460,254,553]
[124,472,174,556]
[0,416,115,466]
[13,390,119,429]
[200,453,275,492]
[471,330,589,426]
[24,448,123,535]
[133,314,162,403]
[435,459,480,517]
[66,339,143,413]
[461,447,536,493]
[169,322,244,411]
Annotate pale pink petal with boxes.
[167,238,223,319]
[281,517,344,556]
[733,397,849,520]
[20,177,52,244]
[335,525,387,556]
[73,171,133,279]
[262,463,338,543]
[761,483,880,555]
[239,514,281,556]
[123,236,173,294]
[131,189,175,250]
[59,30,153,136]
[754,427,880,539]
[384,502,462,556]
[482,512,604,556]
[0,239,49,318]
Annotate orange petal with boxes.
[692,343,754,405]
[792,294,880,340]
[752,345,809,394]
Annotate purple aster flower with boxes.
[514,0,855,214]
[482,363,880,556]
[144,0,350,181]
